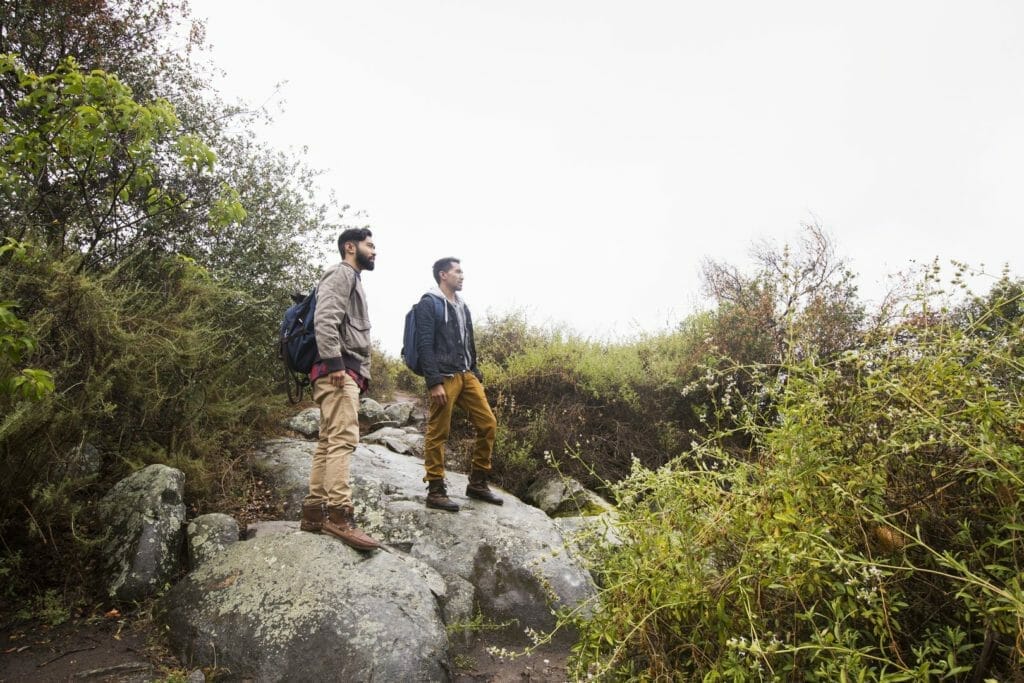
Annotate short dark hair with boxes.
[338,228,373,255]
[432,257,460,284]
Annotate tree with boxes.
[700,222,864,365]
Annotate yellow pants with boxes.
[306,374,360,508]
[424,372,496,480]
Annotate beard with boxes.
[355,248,375,271]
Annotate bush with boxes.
[565,277,1024,680]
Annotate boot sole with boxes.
[323,529,380,551]
[466,490,504,505]
[426,501,460,512]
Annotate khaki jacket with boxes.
[314,262,372,379]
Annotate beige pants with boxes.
[306,374,360,508]
[424,372,497,480]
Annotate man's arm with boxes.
[466,307,482,382]
[415,296,444,389]
[314,266,351,375]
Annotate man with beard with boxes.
[415,257,503,512]
[299,228,381,550]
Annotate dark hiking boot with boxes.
[300,502,325,533]
[466,468,504,506]
[323,506,381,551]
[425,479,460,512]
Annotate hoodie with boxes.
[414,288,480,388]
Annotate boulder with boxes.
[96,464,186,602]
[253,439,595,631]
[359,397,400,431]
[159,532,449,682]
[384,401,415,426]
[282,408,319,438]
[525,477,615,517]
[187,514,240,569]
[65,442,102,480]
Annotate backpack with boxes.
[278,277,360,403]
[401,296,445,376]
[278,289,318,403]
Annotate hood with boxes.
[424,287,465,324]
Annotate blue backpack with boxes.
[278,290,318,403]
[279,289,319,376]
[401,296,445,375]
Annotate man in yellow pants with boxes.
[414,257,503,512]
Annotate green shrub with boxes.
[565,279,1024,680]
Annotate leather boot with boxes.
[323,505,381,551]
[425,479,460,512]
[300,502,325,533]
[466,468,504,505]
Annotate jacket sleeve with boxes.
[467,307,482,382]
[314,266,351,373]
[415,296,443,388]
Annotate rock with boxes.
[525,477,614,517]
[70,662,154,681]
[283,407,320,438]
[187,670,206,683]
[384,402,415,426]
[159,532,449,682]
[187,514,240,569]
[358,397,388,429]
[65,442,102,480]
[252,438,595,631]
[249,439,312,520]
[363,426,423,455]
[243,520,299,539]
[96,464,186,602]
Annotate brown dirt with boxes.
[450,629,576,682]
[0,611,185,682]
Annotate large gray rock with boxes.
[159,532,448,682]
[187,513,240,569]
[359,397,399,431]
[253,439,595,631]
[384,401,416,426]
[525,476,615,517]
[96,464,186,602]
[282,407,319,438]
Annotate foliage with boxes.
[0,0,343,602]
[701,222,864,366]
[565,274,1024,681]
[468,312,708,497]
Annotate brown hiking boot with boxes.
[466,468,504,506]
[300,502,325,533]
[425,479,460,512]
[323,505,381,551]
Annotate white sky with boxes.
[188,1,1024,355]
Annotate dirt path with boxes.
[0,612,182,682]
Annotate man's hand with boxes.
[327,370,347,387]
[429,383,447,408]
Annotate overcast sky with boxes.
[188,1,1024,355]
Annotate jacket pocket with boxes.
[343,316,372,354]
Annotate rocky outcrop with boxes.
[252,439,595,632]
[116,397,608,681]
[96,464,187,602]
[160,532,448,681]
